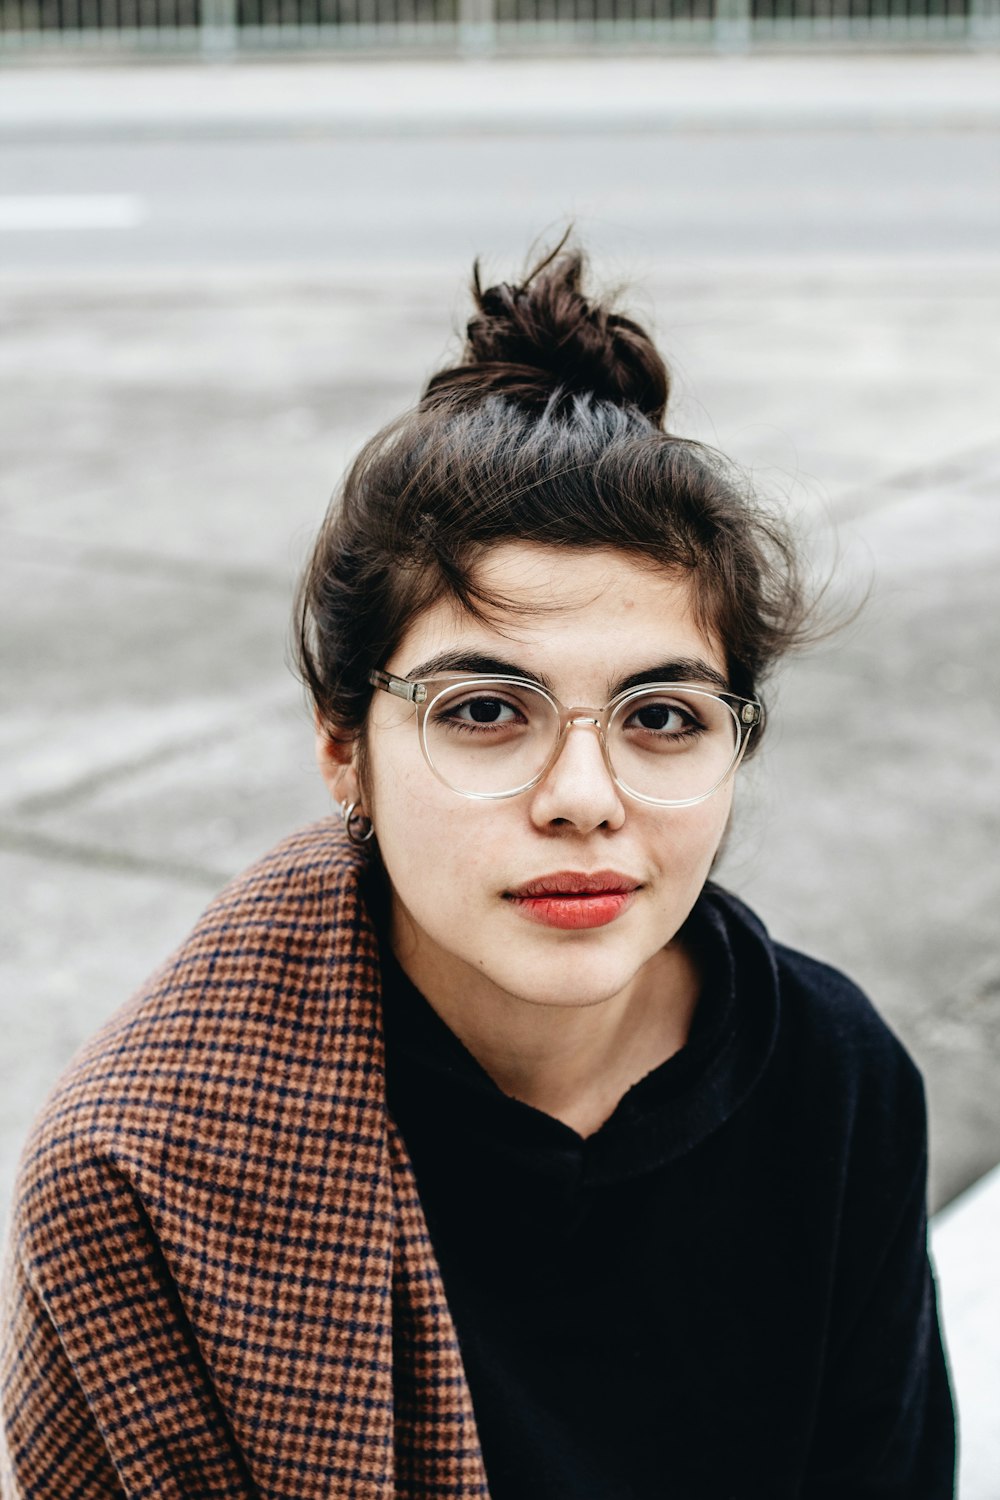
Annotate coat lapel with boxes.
[124,819,489,1497]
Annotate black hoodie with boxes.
[381,884,955,1500]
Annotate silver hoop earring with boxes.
[341,800,375,846]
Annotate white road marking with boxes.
[0,195,146,231]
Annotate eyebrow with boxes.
[405,651,730,696]
[615,661,731,694]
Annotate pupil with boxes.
[470,699,504,723]
[638,705,672,729]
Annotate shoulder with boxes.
[777,939,924,1109]
[705,884,927,1146]
[54,816,372,1081]
[11,820,381,1257]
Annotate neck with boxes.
[389,919,702,1139]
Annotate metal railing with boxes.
[1,0,997,54]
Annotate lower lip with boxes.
[506,892,636,930]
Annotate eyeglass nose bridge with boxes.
[540,706,619,789]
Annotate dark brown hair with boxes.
[295,241,813,754]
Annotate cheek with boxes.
[654,794,733,881]
[697,794,733,858]
[367,752,494,905]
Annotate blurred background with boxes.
[1,10,999,1494]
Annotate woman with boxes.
[1,244,954,1499]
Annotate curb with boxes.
[2,55,999,140]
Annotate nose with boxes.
[528,717,626,833]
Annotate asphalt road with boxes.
[3,128,1000,273]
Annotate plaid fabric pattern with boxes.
[0,820,490,1499]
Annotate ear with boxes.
[314,712,362,808]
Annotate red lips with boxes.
[504,871,639,930]
[506,870,639,899]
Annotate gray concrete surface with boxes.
[1,51,998,1492]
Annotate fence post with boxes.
[459,0,496,54]
[713,0,751,51]
[201,0,239,57]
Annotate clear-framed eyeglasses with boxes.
[368,669,762,808]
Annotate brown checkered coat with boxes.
[0,820,491,1499]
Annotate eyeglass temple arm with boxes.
[368,668,428,705]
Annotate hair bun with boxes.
[421,242,669,427]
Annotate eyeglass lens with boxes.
[421,680,741,801]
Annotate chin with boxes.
[517,987,626,1012]
[491,955,646,1011]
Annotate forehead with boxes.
[387,543,727,684]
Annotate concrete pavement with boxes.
[3,258,998,1493]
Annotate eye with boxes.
[624,699,700,736]
[450,696,521,726]
[430,689,534,736]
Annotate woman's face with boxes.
[320,544,736,1013]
